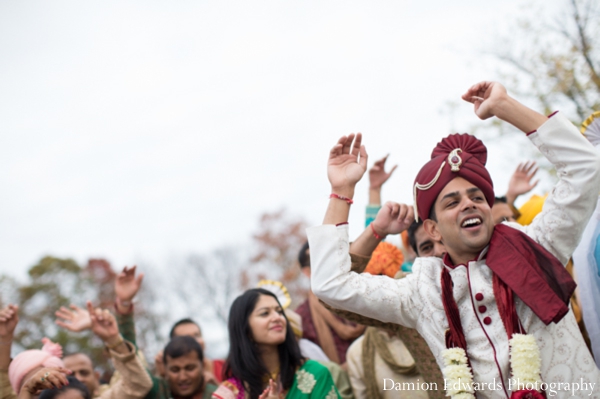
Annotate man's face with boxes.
[166,351,204,398]
[63,353,99,395]
[491,202,516,225]
[414,225,446,258]
[424,177,494,263]
[173,323,205,350]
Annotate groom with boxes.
[308,81,600,398]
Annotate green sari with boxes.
[212,360,340,399]
[287,360,340,398]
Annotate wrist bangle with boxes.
[370,223,385,240]
[115,299,133,315]
[105,335,124,350]
[0,339,12,346]
[330,193,354,204]
[119,300,132,308]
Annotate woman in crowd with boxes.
[212,288,340,399]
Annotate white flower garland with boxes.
[509,333,543,390]
[441,348,476,398]
[440,334,543,397]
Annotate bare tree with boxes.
[180,247,247,325]
[249,208,310,307]
[492,0,599,121]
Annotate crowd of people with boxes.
[1,81,599,399]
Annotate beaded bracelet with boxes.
[330,193,354,204]
[370,223,385,240]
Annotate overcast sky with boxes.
[0,0,559,282]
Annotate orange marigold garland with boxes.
[364,242,404,277]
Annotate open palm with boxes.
[115,265,144,302]
[507,161,538,200]
[327,133,367,193]
[55,304,91,332]
[369,155,397,190]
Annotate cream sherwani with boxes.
[309,113,600,399]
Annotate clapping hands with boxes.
[258,379,284,399]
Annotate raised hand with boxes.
[21,367,71,394]
[86,302,120,344]
[461,81,508,120]
[369,154,397,190]
[154,350,166,377]
[328,133,368,198]
[55,304,91,332]
[506,161,539,204]
[372,202,414,236]
[0,304,18,339]
[115,265,144,303]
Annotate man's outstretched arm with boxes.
[322,133,367,225]
[309,134,421,327]
[462,81,547,133]
[463,81,600,263]
[350,201,414,259]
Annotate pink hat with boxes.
[8,337,64,394]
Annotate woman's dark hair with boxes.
[38,376,90,399]
[224,288,304,399]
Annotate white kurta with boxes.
[309,113,600,399]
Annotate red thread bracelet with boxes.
[329,193,354,204]
[370,223,384,240]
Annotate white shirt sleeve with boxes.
[299,338,330,362]
[522,112,600,264]
[308,224,422,328]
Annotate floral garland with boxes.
[441,334,544,398]
[509,334,545,398]
[441,348,475,399]
[364,241,404,277]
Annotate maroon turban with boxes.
[413,133,494,221]
[412,133,575,330]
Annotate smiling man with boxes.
[145,336,217,399]
[309,81,600,398]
